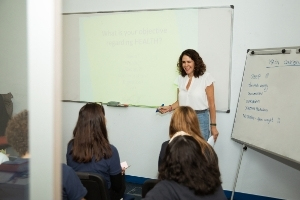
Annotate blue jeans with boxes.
[197,109,210,141]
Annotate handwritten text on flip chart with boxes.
[240,57,300,125]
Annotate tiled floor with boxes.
[125,182,143,200]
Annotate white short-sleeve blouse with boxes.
[176,72,215,110]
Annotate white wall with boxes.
[61,1,300,200]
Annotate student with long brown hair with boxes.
[66,103,125,200]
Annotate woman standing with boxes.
[158,49,219,141]
[66,103,125,200]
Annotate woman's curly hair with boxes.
[158,135,222,195]
[5,110,29,156]
[177,49,206,77]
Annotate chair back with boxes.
[76,172,109,200]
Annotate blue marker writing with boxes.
[156,104,164,112]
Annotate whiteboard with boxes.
[232,47,300,164]
[62,7,233,111]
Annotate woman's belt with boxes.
[195,109,208,114]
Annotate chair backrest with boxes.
[142,179,159,198]
[76,172,109,200]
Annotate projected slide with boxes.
[79,10,198,106]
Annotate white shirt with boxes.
[0,152,9,164]
[176,72,215,110]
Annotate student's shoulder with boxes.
[62,163,71,170]
[110,144,119,153]
[66,140,74,151]
[158,180,177,187]
[145,180,177,200]
[161,141,169,149]
[62,164,80,183]
[62,163,75,176]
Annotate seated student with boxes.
[158,106,217,169]
[66,103,125,200]
[144,135,226,200]
[0,110,87,200]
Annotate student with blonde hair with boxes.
[158,106,217,168]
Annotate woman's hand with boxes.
[121,167,126,175]
[211,126,219,142]
[158,106,171,114]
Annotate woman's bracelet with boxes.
[210,123,217,126]
[169,105,172,112]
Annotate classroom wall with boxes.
[62,0,300,199]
